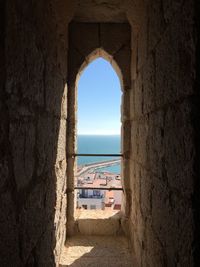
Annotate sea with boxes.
[77,135,121,174]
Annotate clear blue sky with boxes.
[77,58,121,135]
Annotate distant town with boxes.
[75,159,122,211]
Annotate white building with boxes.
[76,189,105,210]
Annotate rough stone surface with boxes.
[128,0,197,266]
[193,1,200,266]
[73,0,127,22]
[59,235,134,267]
[74,210,122,236]
[0,0,199,266]
[0,0,71,266]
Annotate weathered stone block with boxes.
[19,180,52,263]
[137,19,148,70]
[137,119,149,166]
[148,111,164,177]
[145,225,167,267]
[0,192,21,266]
[69,22,99,58]
[56,119,67,162]
[122,89,131,122]
[132,230,142,267]
[134,72,143,117]
[0,159,9,190]
[114,45,131,88]
[151,177,194,266]
[6,19,45,107]
[162,0,184,23]
[151,178,172,240]
[55,159,67,212]
[140,169,152,216]
[147,0,166,52]
[101,23,131,56]
[76,210,121,236]
[33,224,56,267]
[130,120,139,159]
[36,116,61,177]
[122,158,130,189]
[129,159,140,204]
[131,32,138,81]
[155,2,195,108]
[133,207,145,246]
[164,102,194,194]
[45,63,66,117]
[122,119,131,158]
[68,46,85,84]
[129,84,135,120]
[9,121,35,191]
[60,83,68,119]
[142,53,156,114]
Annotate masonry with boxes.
[0,0,199,267]
[66,21,131,235]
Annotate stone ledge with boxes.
[74,210,123,236]
[75,209,122,220]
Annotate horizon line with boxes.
[77,133,121,136]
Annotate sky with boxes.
[77,58,122,135]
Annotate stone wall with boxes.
[193,1,200,266]
[0,1,198,266]
[128,0,196,266]
[0,0,21,265]
[0,1,72,266]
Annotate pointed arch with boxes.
[75,48,124,92]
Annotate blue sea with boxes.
[77,135,121,174]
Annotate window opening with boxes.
[75,57,123,212]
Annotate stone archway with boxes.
[66,22,131,235]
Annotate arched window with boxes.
[66,48,128,234]
[75,57,122,211]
